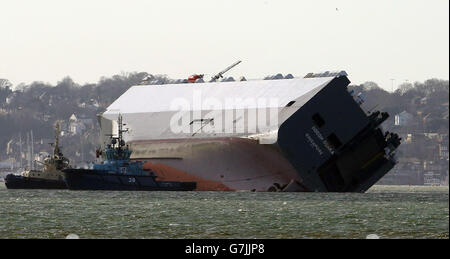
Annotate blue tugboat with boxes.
[63,115,196,191]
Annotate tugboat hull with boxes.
[4,174,67,189]
[63,169,196,191]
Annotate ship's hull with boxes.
[4,174,67,189]
[130,137,308,192]
[63,169,196,191]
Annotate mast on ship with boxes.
[116,114,128,152]
[210,60,242,82]
[47,121,69,170]
[102,114,129,160]
[187,60,242,83]
[53,122,62,158]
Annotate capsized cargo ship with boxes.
[97,70,401,192]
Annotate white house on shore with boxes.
[394,111,413,126]
[69,114,93,135]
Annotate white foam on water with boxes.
[66,234,79,239]
[366,234,380,239]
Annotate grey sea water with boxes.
[0,184,448,239]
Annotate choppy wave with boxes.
[0,184,448,239]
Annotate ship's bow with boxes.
[278,76,401,192]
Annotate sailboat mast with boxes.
[31,130,34,170]
[19,133,23,169]
[26,132,30,169]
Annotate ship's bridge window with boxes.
[312,113,325,128]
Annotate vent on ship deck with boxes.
[285,101,296,107]
[190,118,214,125]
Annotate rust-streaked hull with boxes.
[131,137,307,192]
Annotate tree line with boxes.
[0,73,448,163]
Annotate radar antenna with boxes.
[105,114,129,153]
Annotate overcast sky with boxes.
[1,0,448,91]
